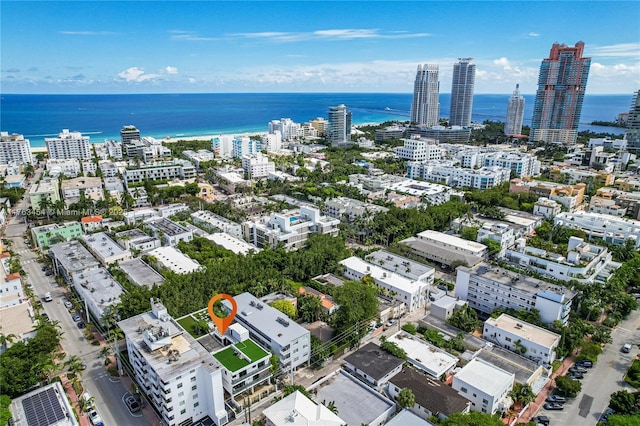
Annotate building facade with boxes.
[0,132,33,165]
[531,42,591,145]
[410,64,440,127]
[626,90,640,152]
[449,58,476,127]
[452,358,514,415]
[327,104,352,146]
[45,129,92,160]
[505,84,525,136]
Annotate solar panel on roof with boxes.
[21,387,66,426]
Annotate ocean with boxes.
[0,93,632,148]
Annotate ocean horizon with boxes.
[1,93,632,147]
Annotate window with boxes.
[194,402,199,408]
[192,385,197,391]
[178,392,184,397]
[460,387,467,393]
[193,394,198,399]
[177,383,183,388]
[191,376,196,382]
[483,399,488,404]
[180,409,186,415]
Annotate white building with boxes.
[0,255,23,309]
[9,382,79,426]
[395,137,445,161]
[45,129,92,160]
[554,211,640,248]
[323,196,388,223]
[241,154,275,179]
[147,218,193,246]
[263,390,346,426]
[60,176,104,206]
[211,135,234,159]
[191,210,243,239]
[505,84,526,136]
[455,263,575,324]
[183,150,215,169]
[205,233,260,255]
[407,161,511,190]
[482,152,541,178]
[148,246,201,274]
[81,160,97,176]
[268,118,301,141]
[533,197,562,219]
[410,64,440,127]
[115,229,161,253]
[504,237,615,284]
[232,135,259,158]
[71,267,124,323]
[387,332,458,378]
[483,314,560,365]
[243,206,339,251]
[364,250,435,284]
[452,358,514,415]
[0,132,33,165]
[340,256,430,312]
[477,223,515,253]
[212,337,271,397]
[385,179,459,206]
[225,292,310,370]
[123,160,196,186]
[327,104,352,146]
[261,132,283,152]
[46,158,81,178]
[119,300,228,426]
[83,232,132,266]
[403,230,487,267]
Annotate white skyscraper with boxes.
[0,132,33,165]
[45,129,92,160]
[327,104,352,146]
[450,58,476,127]
[505,84,526,136]
[410,64,440,127]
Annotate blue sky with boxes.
[1,1,638,94]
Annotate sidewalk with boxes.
[517,355,576,423]
[60,374,91,426]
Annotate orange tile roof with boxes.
[6,272,21,281]
[81,215,103,223]
[0,252,11,259]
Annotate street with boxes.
[537,308,640,425]
[3,171,152,426]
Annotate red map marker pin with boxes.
[208,293,237,336]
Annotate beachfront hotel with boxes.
[0,132,33,165]
[45,129,92,160]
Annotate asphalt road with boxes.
[4,172,151,426]
[537,308,640,425]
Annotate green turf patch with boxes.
[213,340,269,372]
[177,316,208,339]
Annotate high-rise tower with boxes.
[410,64,440,127]
[625,90,640,152]
[327,104,352,146]
[505,84,526,136]
[450,58,476,127]
[531,41,591,145]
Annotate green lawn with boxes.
[213,340,268,372]
[177,316,208,339]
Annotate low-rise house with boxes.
[263,390,346,426]
[80,215,104,233]
[430,295,467,321]
[147,246,201,274]
[477,223,515,253]
[212,338,271,398]
[205,233,260,255]
[387,332,458,379]
[389,367,471,421]
[533,197,562,219]
[452,357,514,415]
[115,228,161,253]
[60,176,104,206]
[297,286,337,315]
[483,314,560,365]
[343,342,404,390]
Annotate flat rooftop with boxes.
[472,344,541,385]
[212,339,269,372]
[454,357,514,396]
[365,250,434,281]
[417,230,487,254]
[499,207,543,227]
[344,342,405,381]
[48,240,99,273]
[115,228,149,240]
[206,233,260,255]
[485,314,560,347]
[312,370,395,426]
[147,218,190,236]
[0,303,34,340]
[148,246,200,274]
[83,232,130,260]
[387,331,457,378]
[72,267,124,310]
[340,256,425,295]
[119,258,165,288]
[227,292,309,347]
[400,237,483,267]
[463,263,576,300]
[61,176,102,190]
[32,222,80,234]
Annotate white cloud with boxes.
[165,66,178,75]
[590,43,640,58]
[493,57,510,67]
[117,67,158,82]
[229,28,430,43]
[528,32,540,37]
[59,31,118,36]
[170,30,216,41]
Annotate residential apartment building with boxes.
[147,218,193,247]
[60,176,104,206]
[455,263,575,324]
[477,223,515,253]
[115,229,161,253]
[343,342,405,390]
[212,337,271,398]
[406,126,471,143]
[554,211,640,248]
[327,104,352,146]
[504,84,525,136]
[191,210,243,239]
[452,358,514,415]
[183,150,215,170]
[241,154,275,179]
[626,89,640,152]
[71,267,123,323]
[591,187,640,220]
[225,292,310,370]
[268,118,301,141]
[211,135,234,159]
[232,136,259,159]
[123,160,196,186]
[395,137,445,162]
[48,240,100,284]
[340,256,430,312]
[120,125,140,144]
[263,390,346,426]
[31,222,83,249]
[119,300,228,426]
[531,42,591,145]
[0,256,23,309]
[29,177,61,209]
[410,64,440,127]
[483,314,560,365]
[385,179,460,206]
[504,236,614,284]
[45,129,92,160]
[401,230,487,268]
[0,132,32,165]
[407,161,510,189]
[323,196,388,223]
[46,158,81,178]
[482,152,541,178]
[242,206,339,251]
[450,58,476,127]
[510,179,585,211]
[364,250,435,285]
[148,246,201,274]
[83,232,132,266]
[533,197,562,219]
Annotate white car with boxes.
[43,292,53,302]
[88,409,103,426]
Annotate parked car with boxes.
[569,365,587,374]
[45,271,53,276]
[568,372,584,380]
[71,313,81,322]
[623,343,632,353]
[125,395,141,412]
[88,409,102,426]
[601,407,615,422]
[64,300,73,309]
[40,313,50,322]
[576,360,593,368]
[43,292,53,302]
[532,415,550,426]
[77,321,86,329]
[546,395,567,403]
[543,402,564,410]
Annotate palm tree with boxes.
[65,355,84,376]
[77,394,94,414]
[0,333,17,351]
[508,383,535,409]
[99,345,113,366]
[39,357,61,384]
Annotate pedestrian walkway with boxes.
[60,374,91,426]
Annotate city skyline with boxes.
[1,1,639,95]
